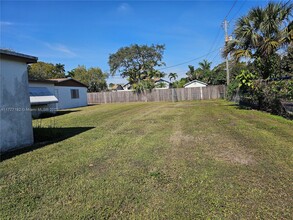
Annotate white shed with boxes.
[184,80,207,88]
[0,50,37,153]
[49,78,88,109]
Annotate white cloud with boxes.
[44,43,76,57]
[0,21,14,27]
[117,3,131,13]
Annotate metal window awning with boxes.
[29,87,58,105]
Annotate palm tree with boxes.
[223,1,293,79]
[168,72,178,82]
[198,59,212,72]
[198,59,212,83]
[186,65,196,81]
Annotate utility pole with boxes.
[223,19,230,86]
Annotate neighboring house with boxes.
[154,78,171,89]
[29,79,58,118]
[122,82,132,91]
[110,84,124,91]
[0,49,37,153]
[49,78,88,109]
[184,80,208,88]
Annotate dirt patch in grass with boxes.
[213,145,255,165]
[169,129,195,147]
[204,133,256,165]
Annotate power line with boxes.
[229,0,247,23]
[211,50,221,64]
[205,0,239,61]
[224,0,239,20]
[111,0,240,77]
[158,47,221,71]
[205,28,222,60]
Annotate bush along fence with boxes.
[230,79,293,119]
[88,85,226,104]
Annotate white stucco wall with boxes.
[185,82,207,88]
[0,58,34,153]
[55,86,87,109]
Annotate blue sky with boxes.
[1,0,270,84]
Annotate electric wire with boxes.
[158,47,221,71]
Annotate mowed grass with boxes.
[1,100,293,219]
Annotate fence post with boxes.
[103,92,107,104]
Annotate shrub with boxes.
[239,79,293,118]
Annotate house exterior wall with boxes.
[185,82,207,88]
[29,82,55,93]
[0,58,34,153]
[55,86,87,109]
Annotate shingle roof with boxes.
[48,78,88,88]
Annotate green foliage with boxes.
[238,79,293,118]
[280,45,293,76]
[28,61,65,79]
[108,83,115,88]
[132,79,155,94]
[68,65,108,92]
[168,72,178,82]
[227,80,240,100]
[155,82,167,88]
[186,60,213,84]
[172,78,188,88]
[108,44,166,93]
[224,1,293,79]
[236,70,257,89]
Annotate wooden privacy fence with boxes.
[88,85,226,104]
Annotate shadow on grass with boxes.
[224,103,254,110]
[33,110,81,119]
[1,127,95,161]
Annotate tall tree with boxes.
[108,44,166,93]
[69,65,108,92]
[186,65,200,81]
[281,45,293,75]
[198,59,212,83]
[168,72,178,82]
[28,61,66,79]
[223,1,293,79]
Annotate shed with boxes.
[184,80,207,88]
[0,49,37,153]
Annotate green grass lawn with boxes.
[1,100,293,219]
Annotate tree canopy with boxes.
[28,62,66,79]
[68,65,108,92]
[223,1,293,79]
[108,44,166,93]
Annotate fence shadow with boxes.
[1,127,95,161]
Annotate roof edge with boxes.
[184,80,208,87]
[0,49,38,63]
